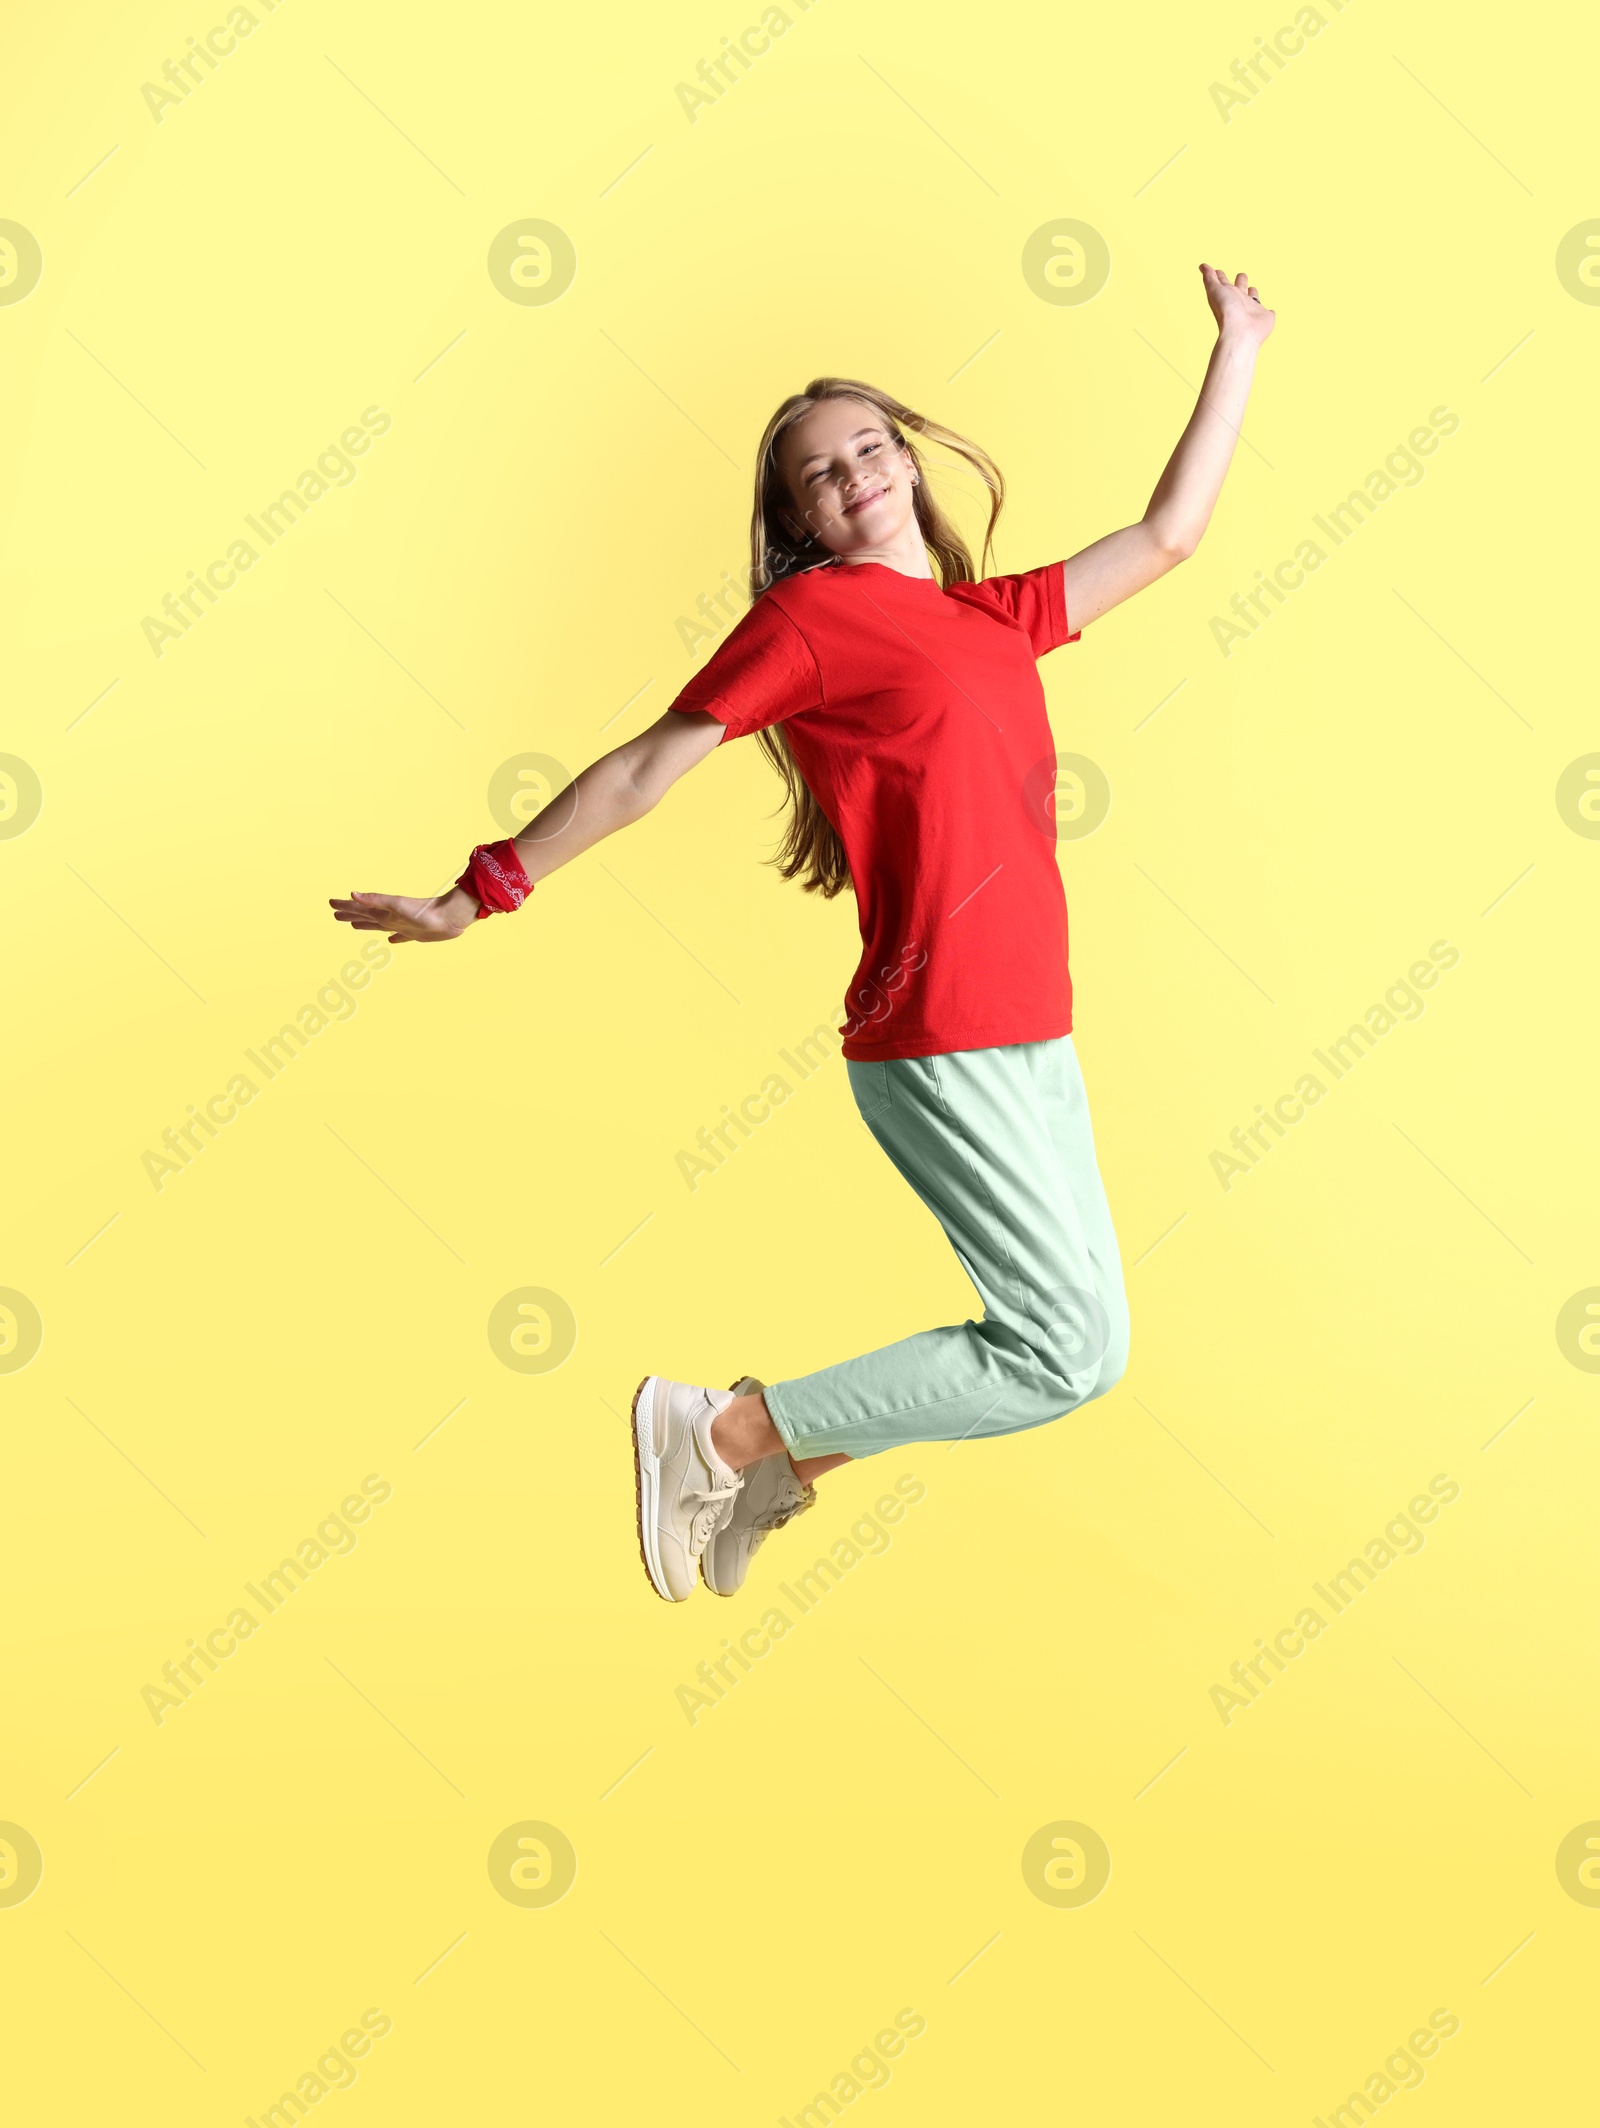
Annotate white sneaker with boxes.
[701,1376,817,1597]
[631,1376,745,1602]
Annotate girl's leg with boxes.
[1035,1035,1130,1396]
[709,1386,846,1477]
[755,1036,1127,1464]
[790,1451,850,1482]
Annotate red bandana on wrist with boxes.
[457,839,532,919]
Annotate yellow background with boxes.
[3,0,1597,2120]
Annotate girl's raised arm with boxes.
[330,707,725,944]
[1061,263,1276,633]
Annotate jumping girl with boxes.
[332,262,1275,1604]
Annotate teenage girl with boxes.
[332,263,1275,1604]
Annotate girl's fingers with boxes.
[333,902,405,931]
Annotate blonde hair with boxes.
[746,377,1005,898]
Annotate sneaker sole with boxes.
[630,1375,678,1603]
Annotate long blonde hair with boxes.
[747,377,1005,898]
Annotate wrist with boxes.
[439,884,480,927]
[452,838,534,924]
[1216,325,1260,362]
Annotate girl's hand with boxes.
[1200,263,1276,349]
[329,887,477,944]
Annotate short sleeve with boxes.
[949,562,1079,658]
[667,591,823,743]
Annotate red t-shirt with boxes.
[667,557,1080,1061]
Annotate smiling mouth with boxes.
[842,484,889,516]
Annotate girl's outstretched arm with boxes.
[1061,262,1276,631]
[330,708,725,944]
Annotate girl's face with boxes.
[776,398,917,558]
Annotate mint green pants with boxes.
[763,1035,1129,1462]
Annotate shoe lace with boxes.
[687,1477,743,1552]
[752,1484,816,1537]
